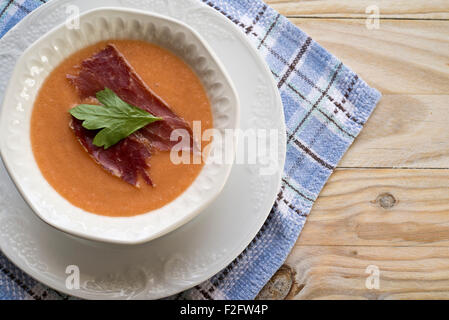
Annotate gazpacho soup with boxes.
[31,40,213,217]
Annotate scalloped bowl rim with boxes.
[0,7,240,245]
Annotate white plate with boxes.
[0,0,286,299]
[0,7,240,245]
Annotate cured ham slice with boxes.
[70,118,154,186]
[67,45,194,186]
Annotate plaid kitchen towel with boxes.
[0,0,381,300]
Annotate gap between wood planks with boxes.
[265,0,449,21]
[338,167,449,170]
[285,16,449,21]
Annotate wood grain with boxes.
[265,0,449,19]
[282,245,449,299]
[297,168,449,247]
[260,1,449,300]
[289,19,449,95]
[340,95,449,168]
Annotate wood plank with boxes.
[340,95,449,168]
[297,168,449,247]
[265,0,449,19]
[288,19,449,94]
[279,246,449,300]
[259,2,449,300]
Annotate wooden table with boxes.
[258,0,449,300]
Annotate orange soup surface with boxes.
[31,40,213,217]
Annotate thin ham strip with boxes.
[70,118,154,186]
[67,44,194,187]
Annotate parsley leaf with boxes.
[69,88,162,149]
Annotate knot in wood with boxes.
[376,193,397,209]
[256,265,295,300]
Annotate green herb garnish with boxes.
[69,88,162,149]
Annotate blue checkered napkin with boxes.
[0,0,44,38]
[0,0,381,300]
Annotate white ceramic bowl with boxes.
[0,8,239,245]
